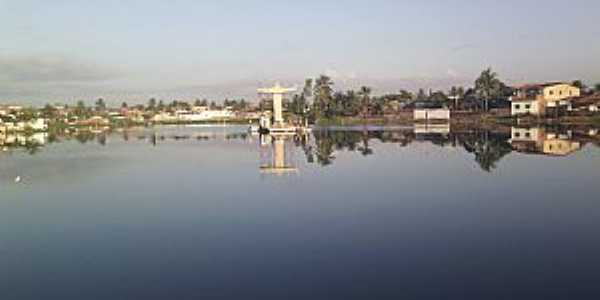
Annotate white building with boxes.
[176,109,233,122]
[414,108,450,121]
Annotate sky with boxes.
[1,0,600,105]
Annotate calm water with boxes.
[1,125,600,299]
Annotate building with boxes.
[511,82,580,116]
[412,100,450,121]
[414,108,450,121]
[572,93,600,113]
[176,109,233,122]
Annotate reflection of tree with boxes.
[460,131,512,172]
[358,131,373,156]
[313,132,336,166]
[24,141,42,155]
[97,134,107,146]
[305,128,514,171]
[75,131,95,144]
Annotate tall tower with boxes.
[257,83,296,126]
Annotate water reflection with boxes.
[510,127,582,156]
[0,132,48,155]
[259,135,298,175]
[1,125,599,174]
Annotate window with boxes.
[515,132,521,138]
[525,132,531,138]
[549,90,554,96]
[525,104,531,109]
[515,104,521,109]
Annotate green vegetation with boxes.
[287,67,512,125]
[474,68,508,112]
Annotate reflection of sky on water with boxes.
[2,125,600,185]
[1,125,600,298]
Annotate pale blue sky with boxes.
[1,0,599,104]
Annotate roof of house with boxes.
[514,82,570,90]
[511,97,538,102]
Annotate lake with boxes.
[1,124,600,299]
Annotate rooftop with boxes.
[513,82,570,90]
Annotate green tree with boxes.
[416,89,427,101]
[290,94,306,116]
[572,80,586,91]
[121,102,128,109]
[358,86,372,119]
[19,107,37,121]
[148,98,157,111]
[312,75,334,119]
[95,98,106,112]
[74,100,88,118]
[594,83,600,93]
[303,78,313,99]
[474,67,505,112]
[345,90,360,116]
[398,89,414,101]
[41,104,58,119]
[448,86,465,109]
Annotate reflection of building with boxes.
[259,135,298,175]
[510,127,581,156]
[0,132,47,148]
[0,118,48,132]
[511,83,580,116]
[414,123,450,134]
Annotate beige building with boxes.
[511,82,580,116]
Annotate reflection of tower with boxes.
[258,83,296,127]
[259,135,297,175]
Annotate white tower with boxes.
[258,83,296,126]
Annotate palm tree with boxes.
[147,98,157,111]
[313,75,334,119]
[474,68,504,112]
[95,98,106,112]
[344,90,359,116]
[358,86,372,120]
[572,80,586,91]
[303,78,313,99]
[75,100,88,118]
[449,86,465,109]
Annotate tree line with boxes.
[287,68,600,121]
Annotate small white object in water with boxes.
[15,176,21,183]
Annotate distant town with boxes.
[1,68,600,137]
